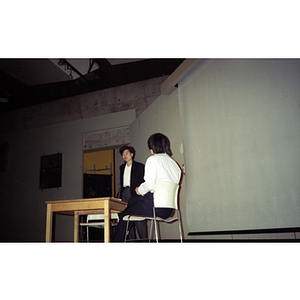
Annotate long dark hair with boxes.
[147,133,171,155]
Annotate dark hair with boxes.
[147,133,171,155]
[119,145,136,159]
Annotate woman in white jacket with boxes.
[111,133,182,242]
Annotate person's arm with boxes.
[136,156,157,195]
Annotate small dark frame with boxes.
[39,153,62,190]
[0,142,8,172]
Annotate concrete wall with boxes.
[0,77,165,242]
[0,76,166,133]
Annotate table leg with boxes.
[74,212,79,243]
[45,204,53,242]
[104,199,110,243]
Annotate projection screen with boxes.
[178,59,300,233]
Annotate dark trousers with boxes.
[121,187,147,240]
[111,192,173,242]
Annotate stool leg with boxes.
[124,218,130,242]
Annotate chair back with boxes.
[153,181,179,209]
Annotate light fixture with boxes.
[55,58,88,82]
[58,59,64,66]
[57,59,74,79]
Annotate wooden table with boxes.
[45,197,127,243]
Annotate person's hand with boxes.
[135,187,144,196]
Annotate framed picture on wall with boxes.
[39,152,62,189]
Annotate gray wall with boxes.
[0,110,135,241]
[0,77,165,242]
[129,91,186,240]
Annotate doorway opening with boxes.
[81,147,125,242]
[83,149,115,198]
